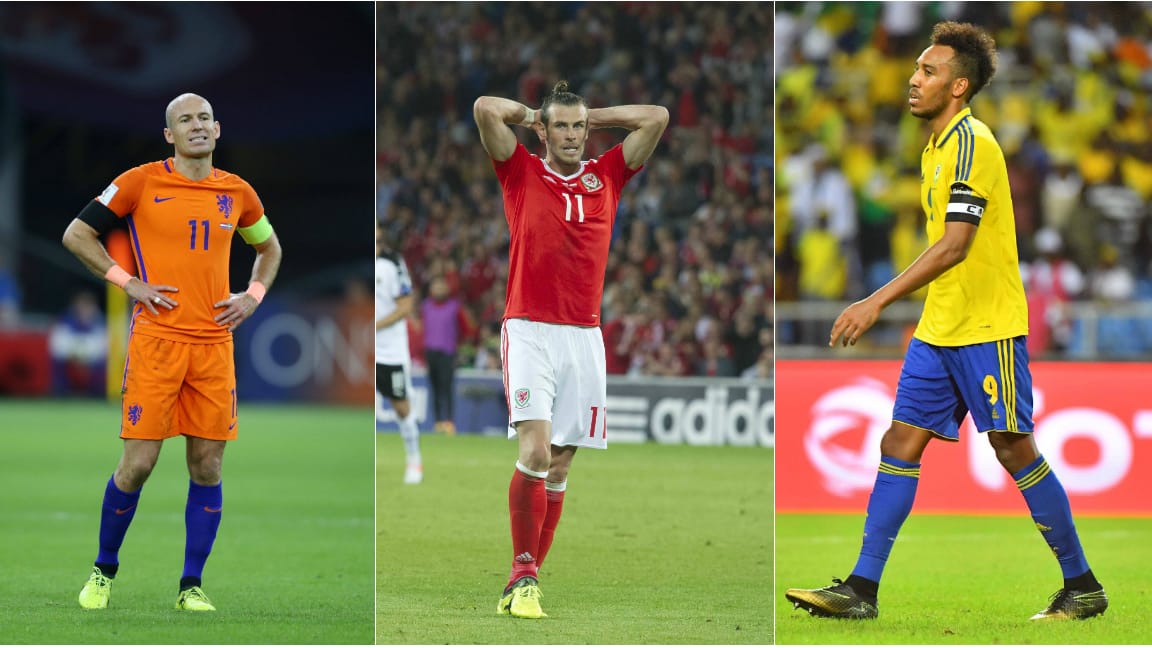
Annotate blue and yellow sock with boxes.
[182,480,223,587]
[96,475,142,576]
[1013,456,1092,582]
[849,456,921,594]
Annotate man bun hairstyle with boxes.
[540,80,588,126]
[931,21,998,102]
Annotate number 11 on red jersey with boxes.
[563,193,586,223]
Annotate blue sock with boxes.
[183,481,223,582]
[851,456,921,584]
[97,476,142,568]
[1013,456,1090,579]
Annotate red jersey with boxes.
[96,159,264,343]
[494,143,640,326]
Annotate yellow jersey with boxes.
[916,108,1028,346]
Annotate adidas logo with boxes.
[515,552,535,564]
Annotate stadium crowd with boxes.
[776,2,1152,358]
[377,3,772,379]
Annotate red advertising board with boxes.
[776,360,1152,516]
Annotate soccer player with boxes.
[785,22,1108,622]
[474,82,668,619]
[375,220,422,485]
[63,93,282,611]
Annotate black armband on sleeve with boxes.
[944,182,986,226]
[77,200,121,234]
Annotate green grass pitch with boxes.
[776,512,1152,644]
[377,434,773,644]
[0,398,374,645]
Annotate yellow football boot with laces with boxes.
[496,576,547,619]
[175,586,217,612]
[78,567,113,609]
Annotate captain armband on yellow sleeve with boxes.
[238,215,274,245]
[944,183,986,225]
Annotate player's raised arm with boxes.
[587,105,670,170]
[473,96,537,162]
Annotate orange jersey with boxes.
[96,159,264,343]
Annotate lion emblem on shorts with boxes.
[514,388,531,409]
[128,403,143,425]
[580,172,602,191]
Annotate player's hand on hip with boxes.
[829,298,882,348]
[213,293,259,332]
[124,278,179,315]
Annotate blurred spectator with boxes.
[473,322,502,371]
[1090,243,1136,303]
[726,306,763,377]
[48,290,106,397]
[797,213,847,301]
[1021,228,1085,357]
[1041,158,1085,244]
[697,326,736,377]
[422,275,473,434]
[742,347,771,381]
[0,250,20,326]
[1089,243,1139,357]
[378,3,771,377]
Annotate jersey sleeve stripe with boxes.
[964,120,975,180]
[955,119,973,182]
[125,215,150,283]
[954,124,966,182]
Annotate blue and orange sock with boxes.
[1013,456,1094,585]
[96,475,142,577]
[849,455,921,599]
[182,480,223,587]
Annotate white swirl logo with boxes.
[805,378,894,497]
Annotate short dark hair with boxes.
[931,21,998,101]
[540,80,587,126]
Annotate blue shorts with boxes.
[892,337,1033,441]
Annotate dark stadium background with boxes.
[0,2,374,402]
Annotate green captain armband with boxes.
[238,215,274,245]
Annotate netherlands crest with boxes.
[216,193,234,219]
[128,403,143,425]
[579,172,602,191]
[514,388,531,409]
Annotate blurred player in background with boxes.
[474,81,668,619]
[49,290,108,397]
[376,220,422,485]
[785,22,1106,622]
[63,92,282,612]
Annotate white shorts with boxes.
[501,318,608,449]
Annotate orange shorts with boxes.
[120,333,238,441]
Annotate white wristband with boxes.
[520,108,537,127]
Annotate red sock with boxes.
[537,487,566,571]
[507,467,546,587]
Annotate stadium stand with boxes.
[776,2,1152,359]
[377,3,772,378]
